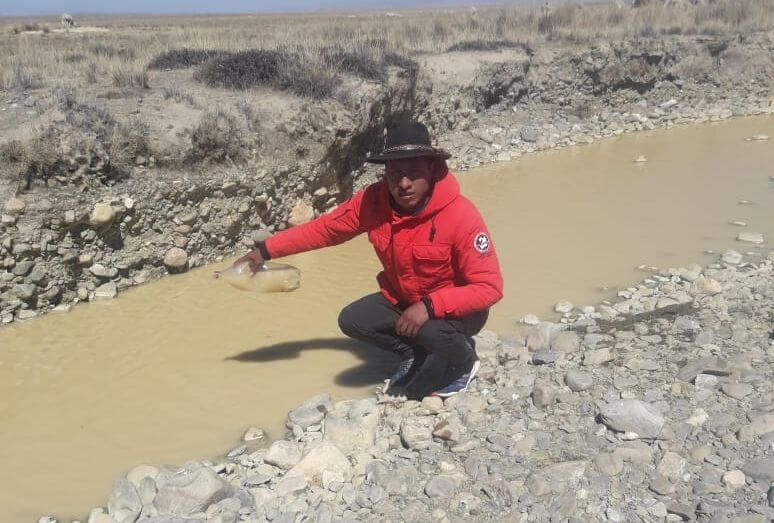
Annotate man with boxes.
[234,122,503,398]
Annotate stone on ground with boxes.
[599,400,665,438]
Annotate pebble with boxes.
[554,301,573,313]
[634,155,647,163]
[721,250,743,264]
[737,232,764,244]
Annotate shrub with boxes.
[110,118,152,170]
[188,109,247,164]
[276,54,338,99]
[321,45,385,81]
[195,49,285,90]
[148,48,225,70]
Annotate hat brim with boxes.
[366,148,451,164]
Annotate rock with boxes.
[551,331,580,353]
[12,260,34,276]
[28,264,46,284]
[425,476,458,498]
[520,126,539,143]
[323,398,379,453]
[720,382,753,400]
[274,475,308,498]
[532,349,555,365]
[686,408,709,426]
[4,197,26,214]
[694,374,719,390]
[721,250,742,265]
[595,452,623,476]
[657,451,686,481]
[737,232,764,244]
[768,485,774,508]
[163,248,188,272]
[606,507,624,522]
[599,400,664,438]
[288,393,333,430]
[690,277,722,296]
[634,155,647,163]
[90,203,116,226]
[107,478,142,519]
[565,370,593,392]
[243,427,265,442]
[677,357,731,382]
[154,462,232,516]
[94,282,117,300]
[264,440,302,470]
[90,263,115,279]
[126,465,159,488]
[288,200,314,227]
[13,283,36,301]
[532,382,556,409]
[721,469,745,490]
[748,412,774,436]
[741,458,774,483]
[400,417,433,450]
[554,301,573,313]
[520,314,540,326]
[583,347,613,366]
[286,441,352,483]
[433,419,464,442]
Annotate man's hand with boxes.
[213,249,264,278]
[396,301,430,338]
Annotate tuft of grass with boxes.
[538,5,578,37]
[161,86,197,106]
[188,108,247,164]
[89,43,136,61]
[85,62,98,84]
[109,118,153,171]
[111,66,149,89]
[148,48,225,70]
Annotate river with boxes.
[1,116,772,521]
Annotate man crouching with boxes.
[232,121,504,398]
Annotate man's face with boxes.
[384,158,434,212]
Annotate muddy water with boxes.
[1,116,773,521]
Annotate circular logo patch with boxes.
[474,232,490,253]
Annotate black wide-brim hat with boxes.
[366,122,451,164]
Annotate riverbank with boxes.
[52,252,774,523]
[1,30,773,324]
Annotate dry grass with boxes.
[187,108,249,164]
[0,0,770,95]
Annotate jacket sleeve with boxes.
[264,187,371,259]
[428,208,504,318]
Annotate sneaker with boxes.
[383,357,414,392]
[432,360,480,398]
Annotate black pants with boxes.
[337,292,488,372]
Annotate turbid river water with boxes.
[1,116,773,521]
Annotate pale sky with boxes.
[2,1,530,17]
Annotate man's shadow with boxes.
[225,337,399,388]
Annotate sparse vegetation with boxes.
[188,109,248,164]
[447,39,522,52]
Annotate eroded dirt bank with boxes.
[1,35,773,324]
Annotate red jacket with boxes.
[265,171,503,318]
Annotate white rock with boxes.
[689,277,722,296]
[94,282,117,300]
[264,440,302,470]
[656,451,686,481]
[554,301,573,313]
[721,250,742,264]
[243,427,265,442]
[286,441,353,482]
[521,314,540,326]
[729,220,747,227]
[737,232,764,244]
[4,197,25,214]
[599,400,664,438]
[634,155,647,163]
[89,203,116,226]
[722,469,746,490]
[686,408,709,426]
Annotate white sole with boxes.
[433,360,480,398]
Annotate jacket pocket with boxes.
[412,244,452,282]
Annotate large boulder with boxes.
[107,478,142,522]
[153,462,232,516]
[323,398,379,453]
